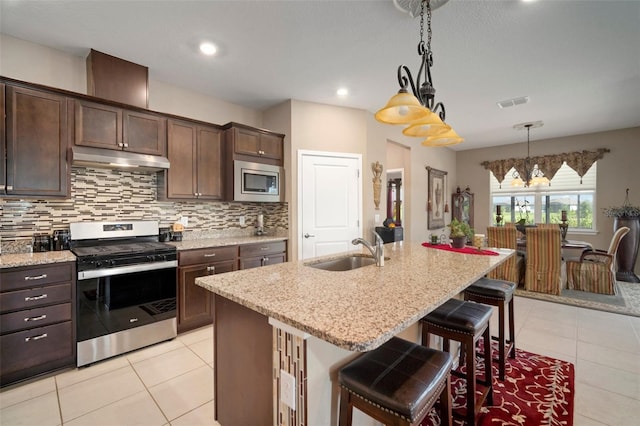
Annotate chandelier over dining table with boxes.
[375,0,463,147]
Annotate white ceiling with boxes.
[1,0,639,151]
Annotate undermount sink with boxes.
[306,254,388,272]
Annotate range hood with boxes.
[71,146,170,171]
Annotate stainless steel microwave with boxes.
[233,160,284,202]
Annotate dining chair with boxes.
[524,227,562,295]
[535,223,558,229]
[487,226,524,285]
[565,227,630,294]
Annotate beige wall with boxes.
[0,34,86,93]
[457,126,640,272]
[367,116,458,243]
[0,34,260,127]
[285,100,368,260]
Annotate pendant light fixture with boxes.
[511,121,549,188]
[375,0,462,146]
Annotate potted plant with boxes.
[448,218,473,249]
[603,188,640,282]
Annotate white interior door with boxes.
[298,151,361,260]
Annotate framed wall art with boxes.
[426,166,447,230]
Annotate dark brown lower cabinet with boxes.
[239,240,287,270]
[0,262,76,387]
[177,246,237,333]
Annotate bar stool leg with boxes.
[484,326,494,406]
[498,301,506,380]
[339,388,353,426]
[464,334,476,426]
[508,298,516,359]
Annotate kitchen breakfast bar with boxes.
[195,241,513,425]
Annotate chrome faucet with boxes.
[351,231,385,267]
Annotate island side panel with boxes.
[214,294,273,424]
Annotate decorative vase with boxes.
[615,216,640,283]
[451,236,466,249]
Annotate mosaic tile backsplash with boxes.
[1,167,288,253]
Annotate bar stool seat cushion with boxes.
[424,298,492,335]
[466,277,516,300]
[339,337,453,421]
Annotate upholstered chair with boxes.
[524,227,562,295]
[565,227,630,295]
[486,226,524,285]
[535,223,558,229]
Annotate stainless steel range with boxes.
[70,221,177,367]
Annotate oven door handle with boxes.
[78,260,178,280]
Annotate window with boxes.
[490,162,597,232]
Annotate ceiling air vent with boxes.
[497,96,530,109]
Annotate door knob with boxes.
[304,233,315,238]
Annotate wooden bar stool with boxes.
[338,336,453,426]
[420,299,493,426]
[464,277,516,381]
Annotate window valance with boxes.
[481,148,610,186]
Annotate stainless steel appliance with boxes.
[70,221,177,367]
[233,160,284,202]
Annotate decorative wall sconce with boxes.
[372,161,384,210]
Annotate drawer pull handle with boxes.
[24,314,47,322]
[129,318,139,323]
[24,274,48,281]
[260,247,269,251]
[25,333,48,342]
[25,294,48,301]
[203,253,217,257]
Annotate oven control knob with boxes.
[95,261,102,268]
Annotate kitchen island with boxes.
[196,241,513,425]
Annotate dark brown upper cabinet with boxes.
[0,83,5,196]
[73,99,166,156]
[223,122,284,166]
[159,119,224,200]
[4,85,70,198]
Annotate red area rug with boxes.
[422,343,575,426]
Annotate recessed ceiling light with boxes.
[199,42,217,56]
[337,88,348,97]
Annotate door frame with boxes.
[297,149,363,260]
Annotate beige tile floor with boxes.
[1,296,639,425]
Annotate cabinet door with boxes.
[166,119,197,199]
[74,99,122,150]
[196,126,223,200]
[6,86,69,197]
[123,110,167,156]
[178,260,237,333]
[259,132,283,162]
[234,127,261,156]
[239,253,286,270]
[1,83,5,195]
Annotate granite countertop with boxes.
[1,232,289,268]
[169,234,288,251]
[0,251,77,269]
[196,242,514,352]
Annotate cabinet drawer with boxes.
[0,283,71,312]
[0,321,73,377]
[1,303,72,334]
[179,246,238,267]
[239,241,286,258]
[1,263,73,292]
